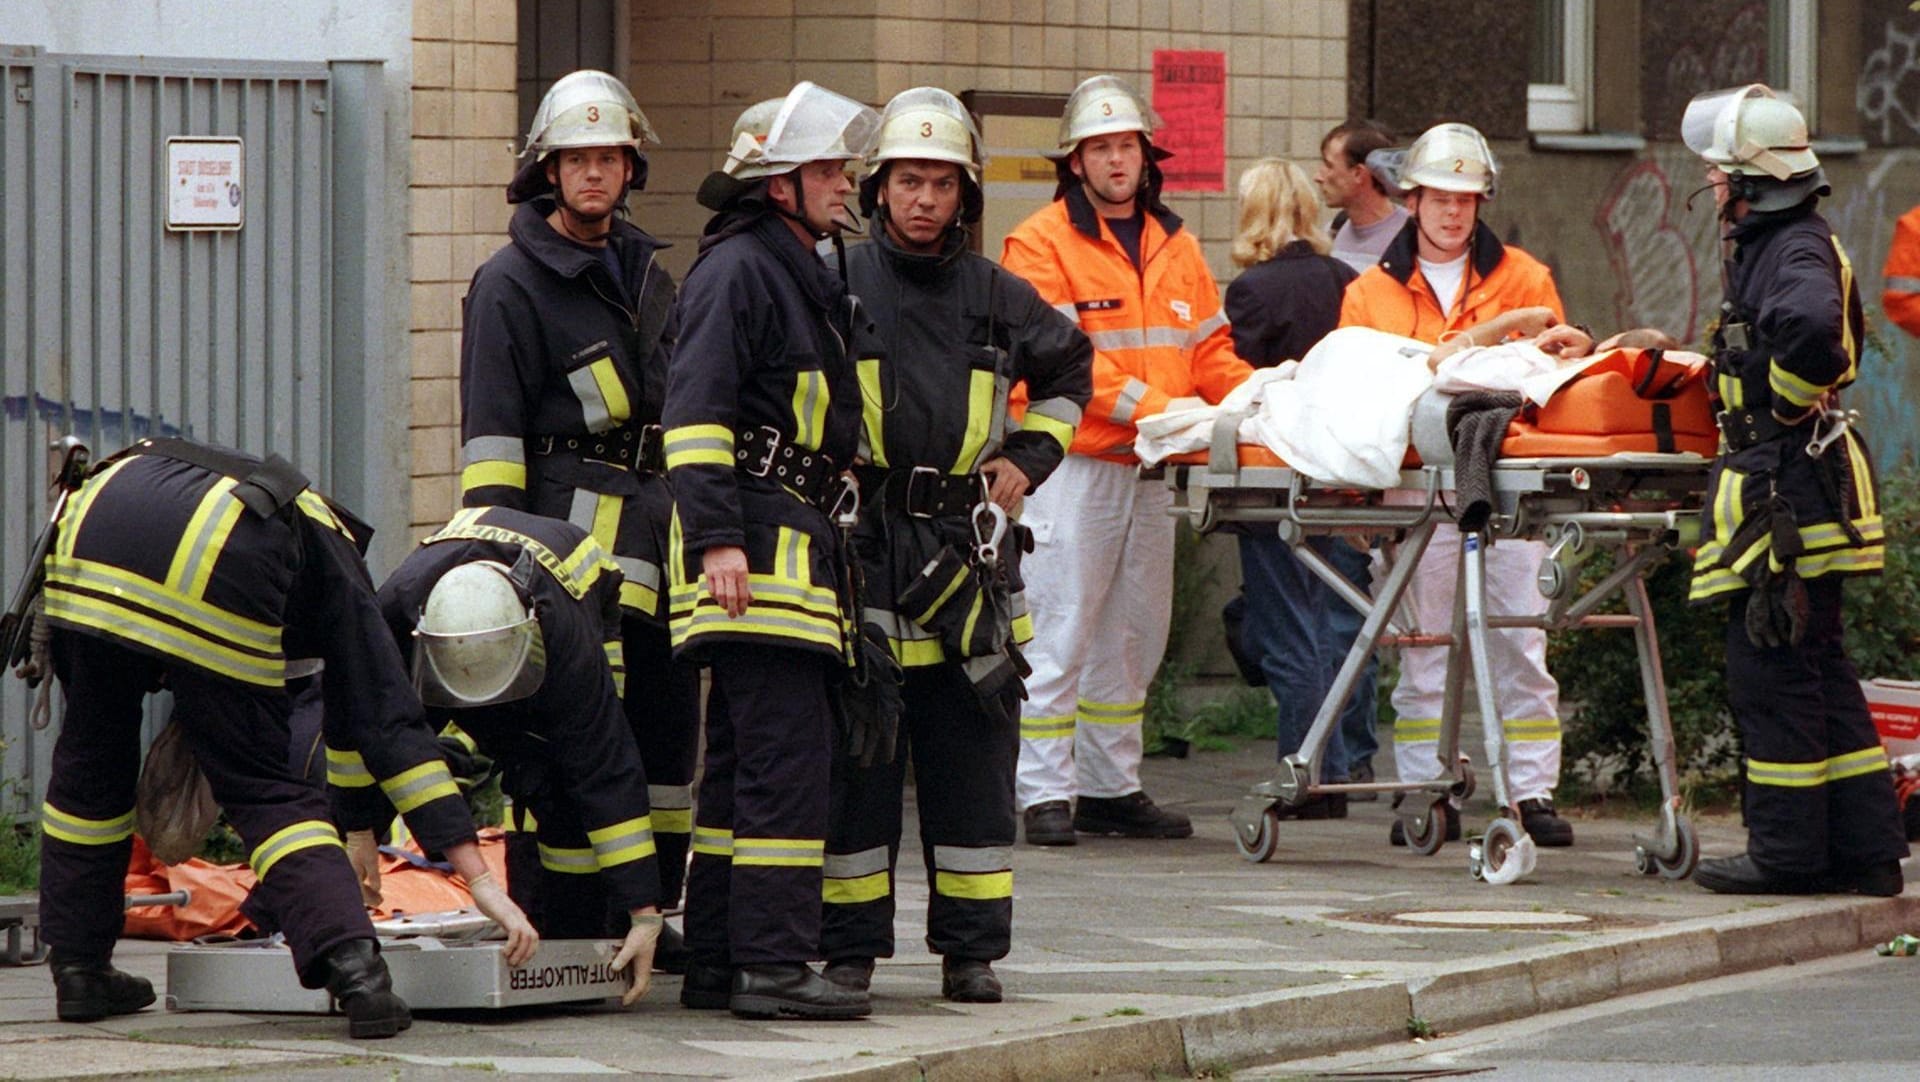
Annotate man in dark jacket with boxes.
[1679,85,1907,896]
[457,71,699,963]
[820,88,1092,1005]
[662,82,880,1021]
[376,506,664,1003]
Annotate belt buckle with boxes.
[636,425,664,471]
[744,425,782,477]
[905,465,943,518]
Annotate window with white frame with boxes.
[1528,0,1591,133]
[1768,0,1817,131]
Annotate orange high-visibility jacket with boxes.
[1883,203,1920,337]
[1002,187,1251,462]
[1339,219,1564,343]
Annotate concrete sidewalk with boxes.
[1,739,1913,1080]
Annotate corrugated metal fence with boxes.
[0,47,342,814]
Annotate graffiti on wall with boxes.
[1663,2,1769,116]
[1593,159,1709,341]
[1858,18,1920,143]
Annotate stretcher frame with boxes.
[1169,421,1709,883]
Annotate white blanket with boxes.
[1241,327,1435,488]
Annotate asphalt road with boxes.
[1245,948,1920,1081]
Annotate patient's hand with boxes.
[1534,323,1596,358]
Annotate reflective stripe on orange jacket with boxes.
[1338,219,1564,344]
[1883,203,1920,337]
[1002,187,1251,462]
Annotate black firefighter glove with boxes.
[835,621,904,768]
[1740,493,1809,650]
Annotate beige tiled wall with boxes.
[626,0,1350,282]
[409,0,519,540]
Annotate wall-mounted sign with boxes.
[166,138,245,231]
[1152,50,1226,193]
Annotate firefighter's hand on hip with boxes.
[702,546,752,617]
[979,457,1031,513]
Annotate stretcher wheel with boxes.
[1405,802,1450,856]
[1451,761,1477,802]
[1654,818,1700,880]
[1470,818,1524,882]
[1234,808,1280,864]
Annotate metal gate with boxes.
[0,47,367,813]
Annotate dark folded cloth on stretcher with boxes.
[1447,390,1526,532]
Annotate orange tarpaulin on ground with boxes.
[122,829,511,941]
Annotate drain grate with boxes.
[1327,908,1657,931]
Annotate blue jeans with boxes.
[1236,532,1379,781]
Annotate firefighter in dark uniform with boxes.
[30,437,535,1036]
[457,70,699,962]
[1680,85,1909,896]
[819,88,1092,1004]
[376,506,665,1002]
[662,82,880,1020]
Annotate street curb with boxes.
[789,893,1920,1081]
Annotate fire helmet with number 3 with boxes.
[507,69,660,205]
[857,87,987,224]
[412,559,546,707]
[1681,84,1829,213]
[1045,74,1174,202]
[1397,122,1498,198]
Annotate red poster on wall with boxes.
[1151,49,1226,192]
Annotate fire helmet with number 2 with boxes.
[1397,122,1498,199]
[507,69,659,205]
[858,87,987,224]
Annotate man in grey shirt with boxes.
[1317,120,1408,274]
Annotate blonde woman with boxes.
[1222,157,1378,816]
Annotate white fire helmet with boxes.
[412,559,545,708]
[1681,84,1819,181]
[717,81,881,182]
[1398,123,1498,198]
[521,69,659,161]
[868,87,985,185]
[1047,74,1165,160]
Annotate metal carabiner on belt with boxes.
[971,501,1009,568]
[1806,406,1858,459]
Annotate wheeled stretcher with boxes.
[1166,362,1716,884]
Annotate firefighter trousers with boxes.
[1391,525,1561,802]
[40,630,371,985]
[1015,455,1175,807]
[684,643,835,967]
[1726,576,1909,875]
[822,663,1018,963]
[622,617,699,908]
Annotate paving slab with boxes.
[1,738,1911,1080]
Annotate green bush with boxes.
[1551,459,1920,797]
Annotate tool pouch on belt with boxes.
[896,545,1010,659]
[136,716,220,866]
[1728,489,1809,649]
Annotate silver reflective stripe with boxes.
[462,435,525,467]
[735,841,823,862]
[961,652,1007,684]
[1086,327,1186,352]
[172,480,242,595]
[567,489,599,534]
[1052,301,1080,324]
[381,771,448,810]
[615,556,662,592]
[567,365,613,432]
[823,846,891,879]
[1889,276,1920,293]
[539,845,599,872]
[1010,589,1028,618]
[692,827,733,853]
[933,845,1012,873]
[590,824,655,860]
[648,784,692,810]
[1027,396,1084,427]
[1110,377,1150,423]
[1186,310,1229,348]
[864,607,937,641]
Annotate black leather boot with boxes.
[322,939,412,1039]
[652,923,692,975]
[729,962,870,1020]
[940,957,1003,1004]
[51,950,155,1023]
[1694,854,1822,895]
[822,957,875,993]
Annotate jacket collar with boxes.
[1062,183,1183,247]
[745,213,844,313]
[864,213,969,280]
[508,200,664,282]
[1727,200,1817,245]
[1377,218,1505,287]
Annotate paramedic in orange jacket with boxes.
[1001,75,1252,846]
[1339,122,1576,849]
[1885,203,1920,337]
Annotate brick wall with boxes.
[409,0,519,541]
[626,0,1351,283]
